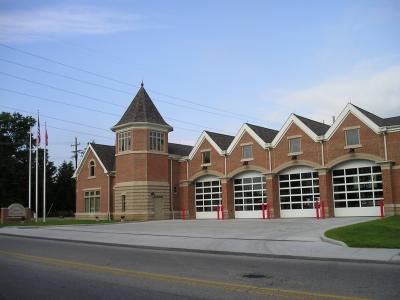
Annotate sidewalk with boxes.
[1,217,399,263]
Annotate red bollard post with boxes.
[221,204,224,220]
[321,201,325,219]
[267,202,271,219]
[380,199,384,219]
[315,199,320,219]
[181,208,185,221]
[217,205,220,220]
[261,203,265,219]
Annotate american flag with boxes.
[37,114,40,146]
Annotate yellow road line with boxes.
[0,250,367,300]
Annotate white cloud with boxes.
[272,65,400,124]
[0,5,149,43]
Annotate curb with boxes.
[1,232,399,265]
[320,234,348,247]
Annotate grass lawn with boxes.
[325,216,400,248]
[0,218,115,228]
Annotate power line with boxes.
[0,102,203,135]
[0,42,265,123]
[0,57,132,95]
[0,67,250,121]
[0,71,122,108]
[0,87,227,133]
[0,104,110,132]
[2,103,197,136]
[0,105,113,140]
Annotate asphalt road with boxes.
[0,235,399,300]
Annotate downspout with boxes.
[382,129,388,161]
[267,147,272,172]
[186,159,189,180]
[107,173,110,221]
[320,140,325,167]
[224,154,227,176]
[170,159,174,219]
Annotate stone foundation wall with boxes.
[113,181,171,221]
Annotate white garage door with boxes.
[279,166,320,218]
[332,160,383,217]
[195,176,222,219]
[233,171,267,218]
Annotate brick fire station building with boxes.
[73,84,400,220]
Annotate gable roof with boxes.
[204,131,235,150]
[246,123,279,143]
[384,116,400,126]
[72,143,115,178]
[294,114,330,136]
[91,143,115,172]
[168,143,193,157]
[353,104,400,127]
[113,84,172,130]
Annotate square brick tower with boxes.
[112,83,173,220]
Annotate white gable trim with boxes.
[227,124,266,154]
[324,104,380,140]
[72,144,108,178]
[271,114,319,147]
[188,131,224,160]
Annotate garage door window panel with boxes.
[279,171,320,211]
[233,175,267,212]
[332,164,383,209]
[195,179,221,213]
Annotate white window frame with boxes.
[117,130,132,153]
[88,160,96,178]
[288,137,301,155]
[84,190,100,213]
[241,144,253,160]
[344,128,361,148]
[201,150,211,165]
[149,131,165,151]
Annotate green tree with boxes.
[0,112,35,207]
[0,112,57,211]
[49,161,75,216]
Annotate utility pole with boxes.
[71,137,82,169]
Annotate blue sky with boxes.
[0,0,399,165]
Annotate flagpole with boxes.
[28,127,32,209]
[35,111,40,222]
[43,122,47,222]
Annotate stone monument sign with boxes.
[1,203,31,224]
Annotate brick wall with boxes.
[75,149,110,218]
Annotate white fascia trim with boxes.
[227,124,266,154]
[324,104,380,140]
[385,125,400,133]
[188,131,224,160]
[271,114,319,147]
[72,144,108,178]
[112,122,172,132]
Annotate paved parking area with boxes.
[1,217,399,263]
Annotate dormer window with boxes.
[117,130,132,153]
[288,137,301,155]
[202,150,211,165]
[89,160,95,177]
[241,144,253,160]
[149,131,165,151]
[345,128,360,148]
